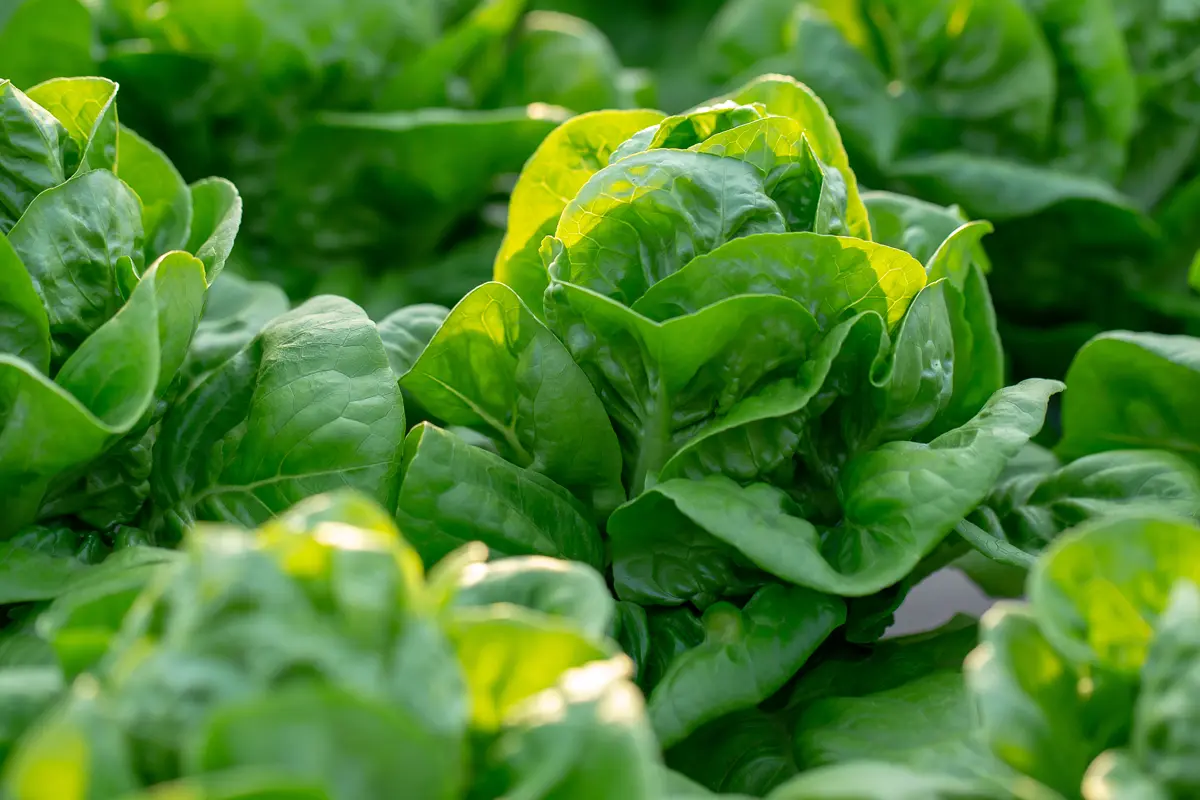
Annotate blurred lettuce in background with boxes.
[0,0,652,314]
[689,0,1200,380]
[8,0,1196,378]
[534,0,726,109]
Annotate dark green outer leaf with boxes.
[36,431,156,530]
[836,378,1062,589]
[644,609,708,694]
[965,449,1200,566]
[0,533,97,604]
[150,296,406,538]
[786,617,979,709]
[0,231,50,371]
[396,423,604,569]
[793,672,990,777]
[181,272,289,389]
[665,708,798,796]
[1058,331,1200,468]
[648,584,844,748]
[611,490,768,606]
[613,601,651,686]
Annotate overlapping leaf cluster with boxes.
[0,0,649,310]
[379,74,1181,794]
[778,512,1200,800]
[3,4,1200,791]
[0,81,429,643]
[704,328,1200,798]
[957,329,1200,592]
[697,0,1200,378]
[0,77,241,593]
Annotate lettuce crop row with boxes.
[3,20,1200,800]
